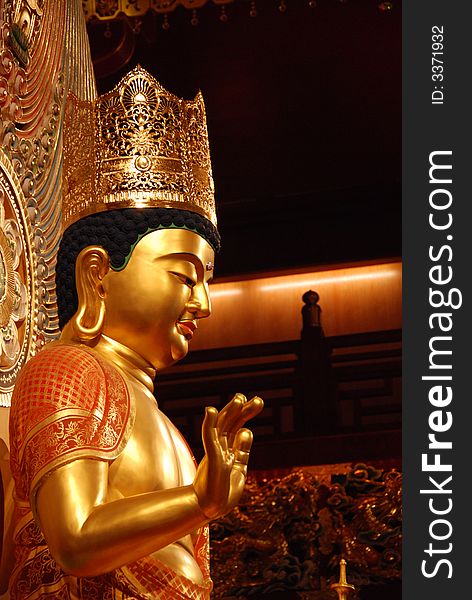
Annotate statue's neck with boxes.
[93,334,156,392]
[58,323,156,392]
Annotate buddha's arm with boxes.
[36,459,207,577]
[36,396,263,577]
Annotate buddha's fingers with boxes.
[232,428,253,470]
[227,397,263,447]
[202,407,220,460]
[216,393,246,438]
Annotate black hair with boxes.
[56,207,220,330]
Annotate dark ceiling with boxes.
[87,0,401,279]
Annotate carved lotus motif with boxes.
[0,199,27,367]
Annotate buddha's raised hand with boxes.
[193,394,263,520]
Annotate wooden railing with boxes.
[331,328,402,431]
[157,339,301,444]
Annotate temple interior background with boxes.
[1,1,402,598]
[88,2,401,597]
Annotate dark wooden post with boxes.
[294,290,337,435]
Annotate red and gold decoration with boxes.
[83,0,234,20]
[0,0,96,407]
[82,0,394,27]
[0,151,33,404]
[82,0,394,20]
[210,463,401,597]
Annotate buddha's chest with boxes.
[108,381,196,497]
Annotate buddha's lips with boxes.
[177,321,196,339]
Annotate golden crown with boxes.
[62,66,217,231]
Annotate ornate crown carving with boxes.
[63,66,216,230]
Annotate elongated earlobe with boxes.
[71,246,110,342]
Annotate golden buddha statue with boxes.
[7,67,263,599]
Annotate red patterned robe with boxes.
[8,344,212,599]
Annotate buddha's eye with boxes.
[170,272,196,288]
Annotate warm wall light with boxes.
[195,261,402,350]
[260,269,397,292]
[208,288,243,298]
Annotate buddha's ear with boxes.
[71,246,110,342]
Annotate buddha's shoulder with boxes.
[17,342,105,378]
[12,342,128,412]
[9,343,133,486]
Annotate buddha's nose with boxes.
[186,284,211,319]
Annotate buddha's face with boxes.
[101,228,214,370]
